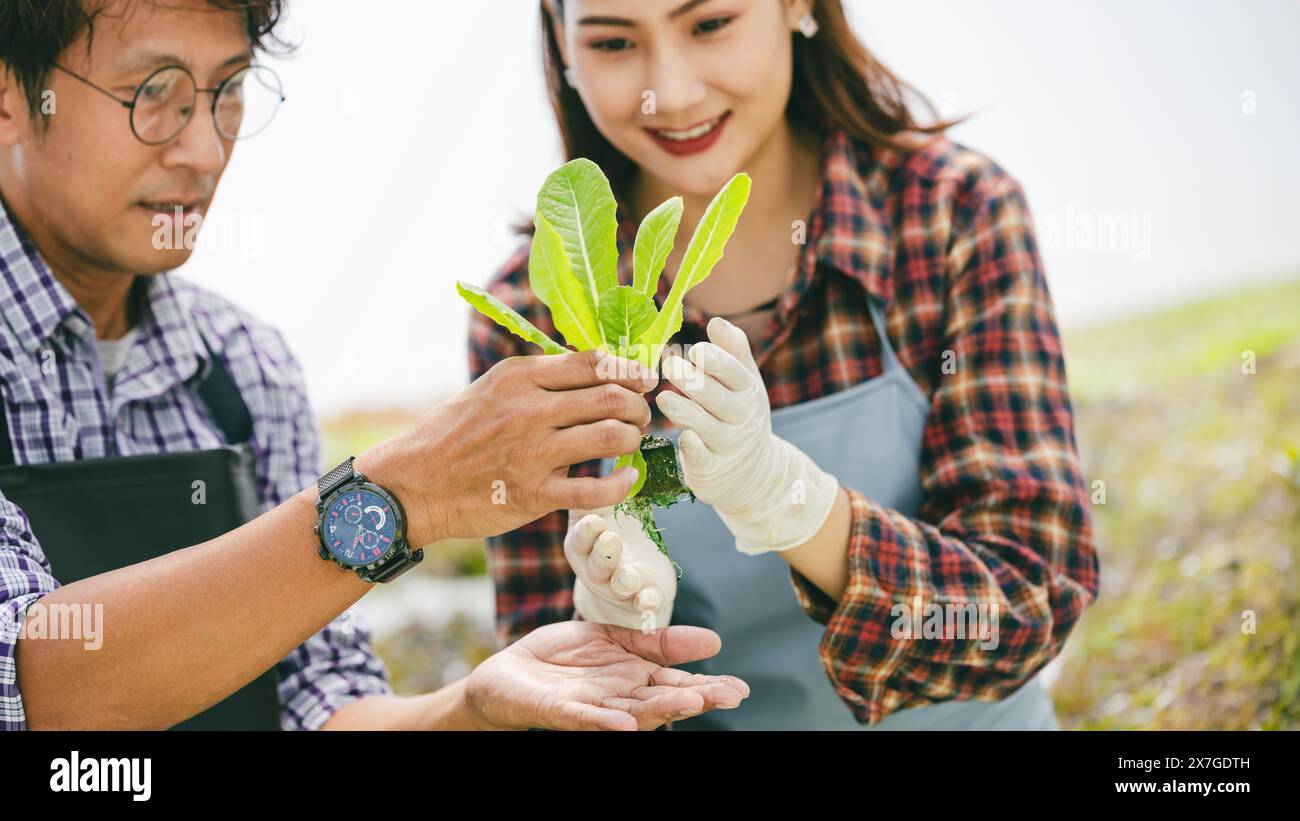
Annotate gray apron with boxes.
[604,293,1059,730]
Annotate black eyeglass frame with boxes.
[51,62,286,145]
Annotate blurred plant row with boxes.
[1052,276,1300,729]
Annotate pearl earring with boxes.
[564,66,578,87]
[796,12,819,39]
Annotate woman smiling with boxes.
[468,0,1100,730]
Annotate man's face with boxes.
[0,0,253,277]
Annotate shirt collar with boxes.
[0,197,85,354]
[128,272,210,390]
[797,128,896,309]
[0,196,209,387]
[612,128,897,332]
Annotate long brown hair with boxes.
[540,0,962,201]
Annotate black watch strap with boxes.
[318,456,357,499]
[363,547,424,584]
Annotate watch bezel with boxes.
[316,477,409,572]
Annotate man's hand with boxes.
[462,621,749,730]
[357,349,657,546]
[565,507,677,632]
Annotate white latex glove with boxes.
[565,506,677,633]
[655,316,840,555]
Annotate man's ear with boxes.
[0,61,35,146]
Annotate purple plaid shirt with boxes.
[0,201,390,730]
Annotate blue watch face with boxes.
[323,488,398,567]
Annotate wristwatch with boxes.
[313,456,423,583]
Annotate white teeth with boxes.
[655,114,724,141]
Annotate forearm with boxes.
[785,487,1098,723]
[15,486,372,729]
[320,679,487,730]
[778,486,852,602]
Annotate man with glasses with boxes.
[51,60,285,145]
[0,0,748,730]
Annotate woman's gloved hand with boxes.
[565,506,677,632]
[655,316,839,555]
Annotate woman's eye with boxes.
[694,16,735,35]
[590,38,633,53]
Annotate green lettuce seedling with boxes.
[457,158,752,571]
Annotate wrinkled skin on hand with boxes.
[464,621,749,730]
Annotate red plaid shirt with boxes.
[467,130,1100,725]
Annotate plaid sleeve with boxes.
[238,322,391,730]
[788,173,1101,725]
[0,490,57,731]
[481,509,579,648]
[467,259,585,647]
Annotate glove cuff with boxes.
[720,436,840,555]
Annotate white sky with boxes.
[179,0,1300,417]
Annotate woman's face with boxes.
[556,0,809,200]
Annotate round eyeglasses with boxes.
[52,63,286,145]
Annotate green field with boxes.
[1053,277,1300,729]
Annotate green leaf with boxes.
[456,280,567,355]
[640,173,752,366]
[459,158,748,581]
[529,214,603,351]
[535,159,620,341]
[597,286,657,362]
[613,448,647,500]
[632,196,683,298]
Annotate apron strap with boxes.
[0,336,253,467]
[194,333,253,446]
[865,296,904,374]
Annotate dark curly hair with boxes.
[0,0,292,120]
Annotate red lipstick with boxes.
[644,111,731,157]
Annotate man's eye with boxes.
[694,16,735,35]
[590,38,633,53]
